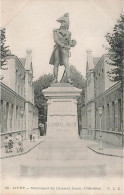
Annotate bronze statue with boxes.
[49,13,77,84]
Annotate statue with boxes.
[49,13,77,84]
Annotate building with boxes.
[81,50,123,146]
[0,50,38,146]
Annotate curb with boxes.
[88,146,124,158]
[0,139,44,159]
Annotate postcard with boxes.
[0,0,123,195]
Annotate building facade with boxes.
[81,51,123,146]
[0,50,38,146]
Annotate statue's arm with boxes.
[69,32,77,47]
[53,29,64,47]
[70,40,77,47]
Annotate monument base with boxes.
[43,83,81,139]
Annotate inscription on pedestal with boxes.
[47,114,78,137]
[48,122,76,127]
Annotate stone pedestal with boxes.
[42,83,81,139]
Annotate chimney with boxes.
[86,50,94,70]
[25,49,32,71]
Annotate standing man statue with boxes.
[49,13,77,84]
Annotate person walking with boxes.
[32,132,36,142]
[8,134,13,153]
[4,135,9,153]
[30,131,32,142]
[16,132,23,152]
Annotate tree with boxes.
[0,28,11,70]
[34,74,53,124]
[105,13,124,82]
[62,65,85,114]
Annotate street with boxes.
[1,137,123,195]
[1,137,123,178]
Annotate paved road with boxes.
[1,137,123,178]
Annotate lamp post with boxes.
[99,107,103,150]
[20,108,24,138]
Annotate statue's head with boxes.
[57,13,69,30]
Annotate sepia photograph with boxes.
[0,0,124,194]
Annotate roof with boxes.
[19,58,26,67]
[93,57,100,66]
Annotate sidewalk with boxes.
[0,137,44,159]
[86,138,124,158]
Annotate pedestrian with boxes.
[39,123,44,136]
[32,132,36,142]
[16,132,23,153]
[4,135,9,153]
[8,134,13,153]
[30,131,32,142]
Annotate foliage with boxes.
[34,74,53,123]
[62,65,85,114]
[105,13,124,82]
[0,28,11,69]
[62,65,85,88]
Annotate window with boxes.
[6,102,9,120]
[102,106,105,130]
[118,99,122,131]
[18,109,20,130]
[106,104,110,130]
[10,105,13,130]
[112,102,115,131]
[96,108,99,129]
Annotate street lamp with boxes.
[99,107,103,150]
[20,108,24,137]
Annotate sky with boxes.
[1,0,123,81]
